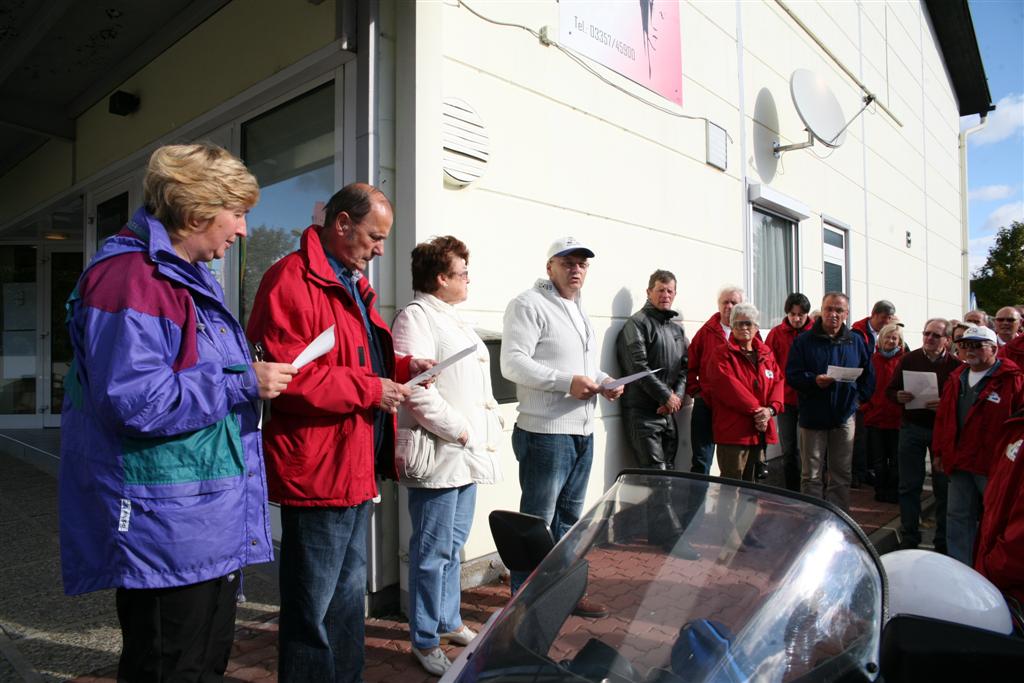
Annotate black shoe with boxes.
[739,533,766,551]
[755,460,769,480]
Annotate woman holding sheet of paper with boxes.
[391,235,503,676]
[58,144,297,680]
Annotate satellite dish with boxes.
[791,69,847,147]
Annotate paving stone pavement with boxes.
[2,445,929,682]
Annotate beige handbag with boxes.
[395,424,437,481]
[394,299,440,482]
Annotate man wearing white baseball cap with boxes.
[932,324,1024,565]
[500,236,623,615]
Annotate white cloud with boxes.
[969,184,1015,201]
[967,93,1024,146]
[969,234,995,274]
[981,200,1024,233]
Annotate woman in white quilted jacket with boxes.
[391,235,504,676]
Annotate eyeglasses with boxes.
[921,331,945,339]
[733,320,757,329]
[995,317,1020,323]
[447,270,469,280]
[958,340,991,350]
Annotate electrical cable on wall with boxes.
[456,0,734,143]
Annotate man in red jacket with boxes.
[247,183,433,683]
[932,325,1024,567]
[765,292,813,491]
[975,410,1024,606]
[686,285,744,474]
[999,324,1024,368]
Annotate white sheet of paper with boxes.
[292,325,336,370]
[903,370,939,410]
[602,368,661,390]
[826,365,863,382]
[404,345,477,387]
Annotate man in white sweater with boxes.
[500,236,623,615]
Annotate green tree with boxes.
[241,225,302,327]
[971,220,1024,312]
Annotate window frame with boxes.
[822,216,851,297]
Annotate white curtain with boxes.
[752,210,794,329]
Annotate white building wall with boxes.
[388,0,965,574]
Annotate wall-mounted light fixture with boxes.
[109,91,140,116]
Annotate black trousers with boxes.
[116,573,238,683]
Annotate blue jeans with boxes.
[278,502,369,683]
[690,396,715,474]
[510,425,593,591]
[947,470,987,566]
[407,484,477,649]
[897,422,947,549]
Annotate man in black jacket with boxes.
[617,270,697,558]
[617,269,689,469]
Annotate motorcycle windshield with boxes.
[457,472,884,683]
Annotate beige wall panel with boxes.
[440,65,741,249]
[783,0,860,74]
[863,116,924,193]
[865,191,922,252]
[0,140,74,226]
[888,0,922,50]
[860,18,887,78]
[688,0,739,40]
[75,0,335,179]
[924,162,962,224]
[865,152,924,224]
[926,265,964,314]
[860,0,887,38]
[679,4,742,105]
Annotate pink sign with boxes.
[559,1,682,106]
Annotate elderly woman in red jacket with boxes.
[706,303,784,481]
[862,323,905,503]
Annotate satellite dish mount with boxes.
[774,69,873,158]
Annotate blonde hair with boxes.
[878,322,904,347]
[143,143,259,233]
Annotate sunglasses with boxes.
[958,340,991,350]
[995,317,1020,323]
[921,331,945,339]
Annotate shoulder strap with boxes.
[400,300,439,359]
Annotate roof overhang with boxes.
[923,0,994,118]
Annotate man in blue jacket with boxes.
[786,292,874,512]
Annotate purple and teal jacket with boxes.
[59,207,273,595]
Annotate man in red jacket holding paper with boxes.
[247,183,433,683]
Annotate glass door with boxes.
[0,245,40,427]
[41,247,83,427]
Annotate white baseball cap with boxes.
[960,325,998,345]
[547,236,595,260]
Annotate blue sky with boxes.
[964,0,1024,274]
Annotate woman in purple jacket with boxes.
[59,144,296,681]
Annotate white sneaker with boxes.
[413,647,452,676]
[441,625,477,646]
